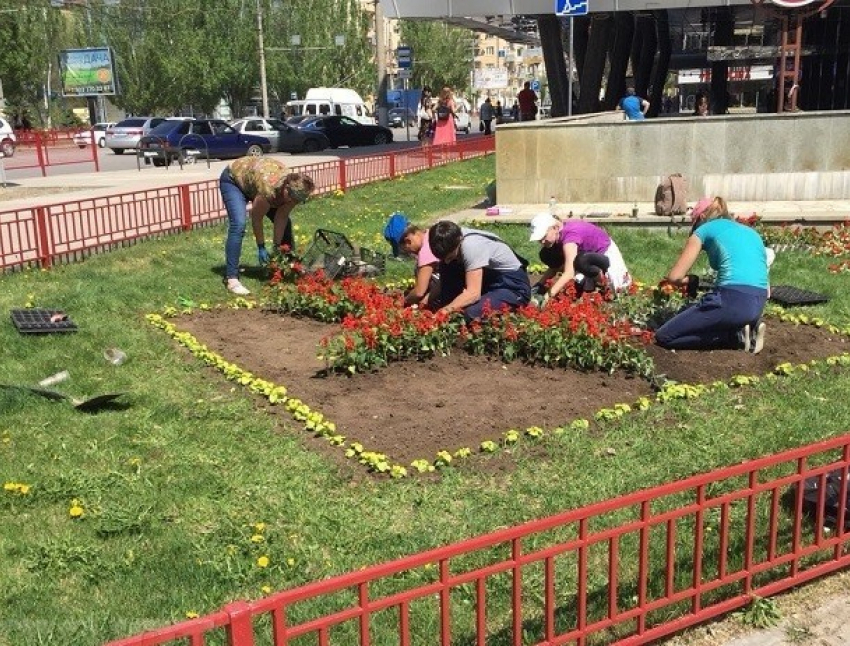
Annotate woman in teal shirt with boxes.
[655,197,769,353]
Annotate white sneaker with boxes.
[226,279,250,296]
[740,324,751,351]
[752,322,767,354]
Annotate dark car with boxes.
[388,108,417,128]
[137,119,271,166]
[283,114,314,127]
[298,116,393,148]
[230,117,329,154]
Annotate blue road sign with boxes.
[531,80,541,92]
[555,0,589,16]
[396,46,413,69]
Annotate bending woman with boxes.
[528,213,631,303]
[655,197,769,353]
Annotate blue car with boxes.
[137,119,272,166]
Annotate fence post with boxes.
[35,132,47,178]
[35,206,52,268]
[389,152,396,179]
[427,145,433,169]
[179,185,193,231]
[224,602,256,646]
[92,134,101,173]
[338,159,347,192]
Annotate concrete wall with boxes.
[495,110,850,203]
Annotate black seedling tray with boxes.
[10,309,78,334]
[769,285,830,307]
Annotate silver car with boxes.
[230,117,330,154]
[73,122,116,148]
[105,117,168,154]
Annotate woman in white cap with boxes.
[655,196,770,353]
[528,213,631,304]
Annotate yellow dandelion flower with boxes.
[18,484,30,495]
[69,500,85,518]
[253,522,266,533]
[286,557,295,567]
[185,611,199,619]
[261,585,272,594]
[250,534,265,543]
[257,555,270,568]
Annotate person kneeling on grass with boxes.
[397,224,440,308]
[529,213,631,304]
[655,196,769,353]
[428,221,531,321]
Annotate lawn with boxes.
[2,156,850,646]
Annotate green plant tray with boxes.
[10,309,78,334]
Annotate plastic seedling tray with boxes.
[769,285,830,307]
[10,309,78,334]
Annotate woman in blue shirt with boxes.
[655,197,769,353]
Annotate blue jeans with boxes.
[221,168,250,279]
[655,286,768,350]
[438,261,531,321]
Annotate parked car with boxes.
[229,117,329,154]
[297,116,393,148]
[105,117,169,154]
[0,117,16,157]
[137,119,271,166]
[283,114,313,127]
[73,122,116,149]
[388,108,417,128]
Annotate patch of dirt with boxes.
[174,309,850,467]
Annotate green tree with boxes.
[0,0,71,126]
[264,0,374,110]
[397,20,473,95]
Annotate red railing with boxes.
[0,138,494,271]
[2,129,99,176]
[106,432,850,646]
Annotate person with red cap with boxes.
[655,196,770,353]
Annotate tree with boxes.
[0,0,70,126]
[397,21,473,95]
[264,0,374,110]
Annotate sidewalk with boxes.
[2,163,849,228]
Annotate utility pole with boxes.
[375,0,388,127]
[256,0,270,118]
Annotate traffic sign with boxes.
[398,69,412,80]
[555,0,589,16]
[396,45,413,69]
[531,80,540,92]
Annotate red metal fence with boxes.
[106,432,850,646]
[2,128,99,176]
[0,138,494,271]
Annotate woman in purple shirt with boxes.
[529,213,631,303]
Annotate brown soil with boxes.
[174,309,850,468]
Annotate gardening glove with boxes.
[257,244,271,265]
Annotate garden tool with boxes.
[0,383,126,412]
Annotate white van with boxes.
[286,88,374,125]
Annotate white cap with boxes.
[529,213,559,241]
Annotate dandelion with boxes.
[286,557,295,567]
[185,611,199,619]
[253,522,266,533]
[250,534,265,544]
[257,555,270,568]
[261,585,272,594]
[69,499,85,518]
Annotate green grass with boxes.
[2,156,850,645]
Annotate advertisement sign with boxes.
[473,69,509,90]
[677,65,773,84]
[59,48,118,96]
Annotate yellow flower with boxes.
[185,611,199,619]
[253,522,266,533]
[261,585,272,594]
[286,557,295,567]
[69,500,85,518]
[250,534,265,543]
[257,555,270,568]
[18,484,30,495]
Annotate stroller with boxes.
[300,229,386,280]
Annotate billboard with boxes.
[59,48,117,97]
[474,69,509,90]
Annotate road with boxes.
[3,124,479,181]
